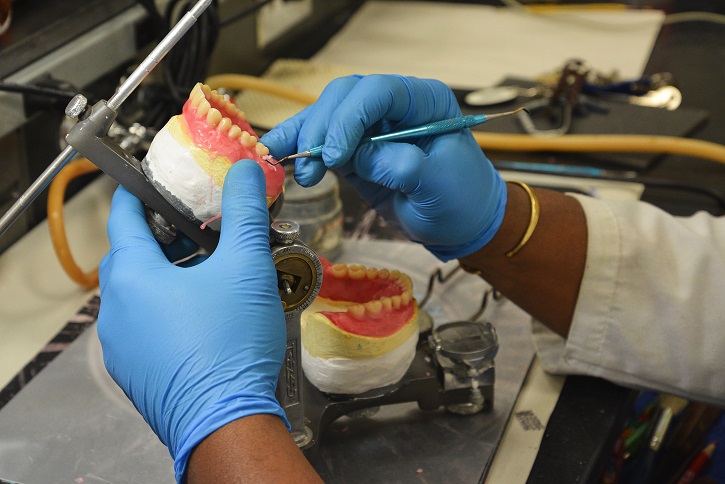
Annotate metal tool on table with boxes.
[272,107,527,165]
[515,60,682,137]
[516,59,603,137]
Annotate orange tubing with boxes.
[472,132,725,165]
[47,157,101,288]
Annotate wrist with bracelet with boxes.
[459,181,540,275]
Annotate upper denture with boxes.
[182,83,284,202]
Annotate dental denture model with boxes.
[302,258,419,395]
[142,83,285,230]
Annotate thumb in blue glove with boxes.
[97,159,287,482]
[262,74,507,262]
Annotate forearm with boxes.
[187,415,322,483]
[459,182,587,337]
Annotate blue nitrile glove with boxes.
[97,160,287,482]
[262,74,507,261]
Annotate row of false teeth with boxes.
[329,263,414,320]
[347,292,414,320]
[188,83,270,157]
[331,264,412,288]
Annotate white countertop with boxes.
[0,174,115,390]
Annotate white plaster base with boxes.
[143,122,223,229]
[301,329,418,395]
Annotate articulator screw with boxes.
[271,220,301,244]
[65,94,88,120]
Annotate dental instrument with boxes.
[272,107,527,165]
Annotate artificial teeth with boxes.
[228,125,242,139]
[332,264,348,278]
[380,297,393,311]
[349,304,365,320]
[197,100,211,117]
[206,108,222,127]
[240,131,256,148]
[218,117,232,132]
[348,265,366,280]
[366,268,378,280]
[378,269,390,280]
[365,300,383,318]
[255,143,270,156]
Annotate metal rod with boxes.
[0,145,77,238]
[108,0,213,110]
[0,0,213,240]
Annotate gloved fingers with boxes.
[324,76,462,167]
[215,160,276,271]
[323,75,411,167]
[260,104,314,160]
[349,140,429,196]
[335,161,396,213]
[394,76,463,126]
[106,186,167,263]
[293,157,328,187]
[291,75,361,186]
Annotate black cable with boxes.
[135,0,168,35]
[128,0,221,130]
[0,82,79,102]
[220,0,274,27]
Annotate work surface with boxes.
[0,1,724,482]
[0,239,534,483]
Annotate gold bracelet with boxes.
[505,181,540,258]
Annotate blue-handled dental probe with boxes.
[272,106,527,165]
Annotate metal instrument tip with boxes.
[485,106,528,120]
[268,150,312,166]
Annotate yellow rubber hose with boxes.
[208,73,725,165]
[205,74,318,106]
[47,157,101,288]
[471,132,725,165]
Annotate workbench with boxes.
[0,1,724,483]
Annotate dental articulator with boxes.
[0,0,504,456]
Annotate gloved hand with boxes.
[262,74,507,261]
[97,160,287,482]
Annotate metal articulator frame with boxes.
[65,100,220,253]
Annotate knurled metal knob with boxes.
[271,220,300,244]
[65,94,88,119]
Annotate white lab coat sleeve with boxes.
[532,193,725,407]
